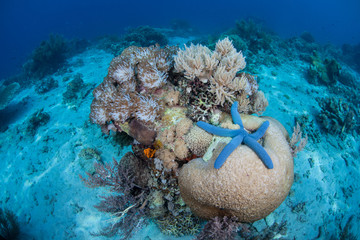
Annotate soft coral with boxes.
[80,155,150,239]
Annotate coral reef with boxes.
[196,216,240,240]
[174,37,268,120]
[289,123,308,157]
[307,52,341,86]
[184,125,213,156]
[95,35,125,56]
[23,34,68,78]
[154,148,177,170]
[232,19,274,54]
[78,148,101,161]
[316,97,359,135]
[89,44,176,144]
[80,154,151,239]
[131,142,202,237]
[78,147,102,175]
[123,26,168,47]
[35,77,59,94]
[97,26,169,56]
[155,116,199,169]
[208,20,278,70]
[90,39,268,149]
[179,115,294,222]
[63,74,94,109]
[25,109,50,136]
[85,37,305,238]
[197,216,289,240]
[0,208,20,240]
[156,210,202,237]
[295,114,321,143]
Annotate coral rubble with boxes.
[316,97,359,135]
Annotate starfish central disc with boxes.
[197,102,273,169]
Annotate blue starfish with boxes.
[197,101,273,169]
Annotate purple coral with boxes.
[196,216,240,240]
[80,156,150,239]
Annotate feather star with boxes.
[197,101,273,169]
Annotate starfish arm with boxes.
[231,101,243,127]
[197,121,240,137]
[214,134,244,169]
[250,120,270,141]
[243,137,274,169]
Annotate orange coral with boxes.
[144,148,156,158]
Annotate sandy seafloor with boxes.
[0,36,359,240]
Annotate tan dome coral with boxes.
[175,118,193,137]
[178,115,294,222]
[185,126,213,156]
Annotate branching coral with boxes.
[290,123,308,157]
[157,210,202,237]
[174,38,267,121]
[196,216,240,240]
[175,38,252,105]
[174,43,219,82]
[80,154,150,239]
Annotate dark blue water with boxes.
[1,0,359,80]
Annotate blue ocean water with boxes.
[1,0,360,80]
[0,0,360,239]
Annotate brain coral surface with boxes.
[179,115,294,222]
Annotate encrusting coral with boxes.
[154,117,195,169]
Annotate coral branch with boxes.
[290,123,308,157]
[80,155,150,239]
